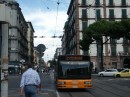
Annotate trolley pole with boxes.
[1,23,9,97]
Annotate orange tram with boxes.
[54,55,93,89]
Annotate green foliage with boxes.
[79,19,130,51]
[109,21,126,39]
[121,19,130,39]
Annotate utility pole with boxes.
[1,23,9,97]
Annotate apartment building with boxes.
[54,47,62,59]
[0,25,2,65]
[0,0,30,70]
[62,0,130,70]
[33,47,40,68]
[27,22,35,63]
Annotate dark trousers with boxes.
[24,85,37,97]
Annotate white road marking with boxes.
[56,90,60,97]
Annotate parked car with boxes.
[114,69,130,78]
[98,69,119,77]
[117,68,125,72]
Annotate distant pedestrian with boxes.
[20,63,41,97]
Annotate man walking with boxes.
[20,63,41,97]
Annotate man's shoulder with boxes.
[30,69,39,74]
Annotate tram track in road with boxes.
[93,78,130,93]
[68,92,73,97]
[88,79,130,97]
[58,89,95,97]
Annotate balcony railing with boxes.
[108,3,115,7]
[109,15,115,21]
[118,52,130,56]
[122,15,128,19]
[8,36,18,39]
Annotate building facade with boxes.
[33,47,40,69]
[0,0,33,71]
[27,22,35,63]
[54,47,62,59]
[0,24,2,65]
[62,0,130,70]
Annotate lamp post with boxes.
[1,23,9,97]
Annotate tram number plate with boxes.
[72,86,78,88]
[72,82,78,84]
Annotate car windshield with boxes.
[121,69,129,73]
[117,68,125,72]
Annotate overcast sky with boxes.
[16,0,70,62]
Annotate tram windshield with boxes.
[58,61,91,79]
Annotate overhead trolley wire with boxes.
[54,0,60,36]
[41,0,50,10]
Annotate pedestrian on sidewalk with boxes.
[20,63,41,97]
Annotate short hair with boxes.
[27,63,33,68]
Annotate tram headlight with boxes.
[58,82,65,85]
[84,81,91,84]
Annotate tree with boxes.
[80,20,111,70]
[120,19,130,39]
[80,19,130,71]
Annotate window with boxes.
[97,46,101,57]
[123,46,128,53]
[121,0,126,6]
[105,70,112,72]
[110,38,116,44]
[109,9,115,21]
[59,61,91,79]
[123,70,129,72]
[82,9,87,18]
[96,9,101,20]
[82,0,86,5]
[109,0,114,6]
[123,37,128,44]
[95,0,100,6]
[111,46,116,56]
[122,9,127,18]
[109,9,114,18]
[82,21,88,31]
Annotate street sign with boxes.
[37,44,46,53]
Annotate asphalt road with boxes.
[8,72,130,97]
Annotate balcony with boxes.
[19,50,28,58]
[96,15,102,21]
[108,3,115,7]
[109,15,115,21]
[8,47,19,53]
[118,52,130,56]
[18,38,28,49]
[8,36,18,40]
[121,15,128,19]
